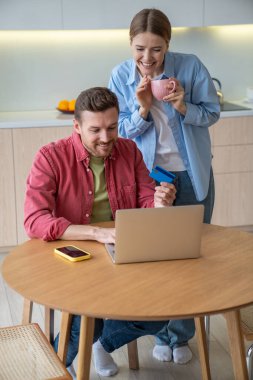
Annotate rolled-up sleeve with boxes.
[24,150,71,241]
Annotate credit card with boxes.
[149,165,176,183]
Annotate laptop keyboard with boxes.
[105,243,115,261]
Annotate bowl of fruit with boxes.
[57,99,76,113]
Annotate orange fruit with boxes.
[58,99,69,111]
[69,99,76,112]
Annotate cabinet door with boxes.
[0,0,62,30]
[62,0,203,29]
[0,130,17,247]
[204,0,253,26]
[211,117,253,146]
[13,126,72,244]
[212,172,253,226]
[211,116,253,227]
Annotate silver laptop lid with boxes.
[113,205,204,264]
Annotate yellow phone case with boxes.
[54,245,91,262]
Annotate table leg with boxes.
[224,309,249,380]
[45,307,55,344]
[58,312,73,364]
[194,316,211,380]
[22,298,33,324]
[77,315,95,380]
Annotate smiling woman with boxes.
[108,7,220,366]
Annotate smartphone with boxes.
[54,245,91,262]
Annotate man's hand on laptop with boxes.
[94,227,116,244]
[154,182,176,208]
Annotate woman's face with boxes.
[131,32,168,78]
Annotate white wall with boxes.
[0,25,253,112]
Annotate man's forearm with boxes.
[60,224,115,244]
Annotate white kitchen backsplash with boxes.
[0,25,253,112]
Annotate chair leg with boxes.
[224,310,249,380]
[57,311,73,365]
[204,315,211,352]
[195,317,211,380]
[22,298,33,324]
[127,340,139,370]
[45,307,55,344]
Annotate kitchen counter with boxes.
[0,110,73,129]
[220,99,253,118]
[0,101,253,129]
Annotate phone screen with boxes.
[57,246,89,258]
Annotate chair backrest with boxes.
[0,323,71,380]
[240,306,253,341]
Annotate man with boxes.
[24,87,176,377]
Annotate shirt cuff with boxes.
[131,108,153,132]
[43,218,72,241]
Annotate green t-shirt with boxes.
[89,156,112,223]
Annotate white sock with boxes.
[152,344,172,362]
[93,340,118,377]
[173,345,192,364]
[67,364,76,379]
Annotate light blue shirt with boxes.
[108,51,220,201]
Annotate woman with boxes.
[109,8,220,364]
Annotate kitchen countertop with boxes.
[0,100,253,129]
[0,110,73,129]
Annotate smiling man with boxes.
[25,87,175,243]
[24,87,176,377]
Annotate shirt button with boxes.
[88,190,92,195]
[85,213,89,218]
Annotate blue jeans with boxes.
[155,168,215,348]
[54,316,168,366]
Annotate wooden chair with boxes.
[22,299,55,344]
[0,323,71,380]
[22,299,139,370]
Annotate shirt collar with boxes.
[163,52,175,79]
[126,60,140,85]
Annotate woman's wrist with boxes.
[139,106,149,120]
[178,101,187,116]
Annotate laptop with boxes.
[105,204,204,264]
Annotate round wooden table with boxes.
[2,224,253,380]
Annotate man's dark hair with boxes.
[75,87,119,122]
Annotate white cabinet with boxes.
[62,0,204,29]
[204,0,253,26]
[0,0,62,30]
[1,0,252,30]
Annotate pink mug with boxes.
[151,78,176,101]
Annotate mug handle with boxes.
[167,80,176,94]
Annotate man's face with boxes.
[74,107,118,158]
